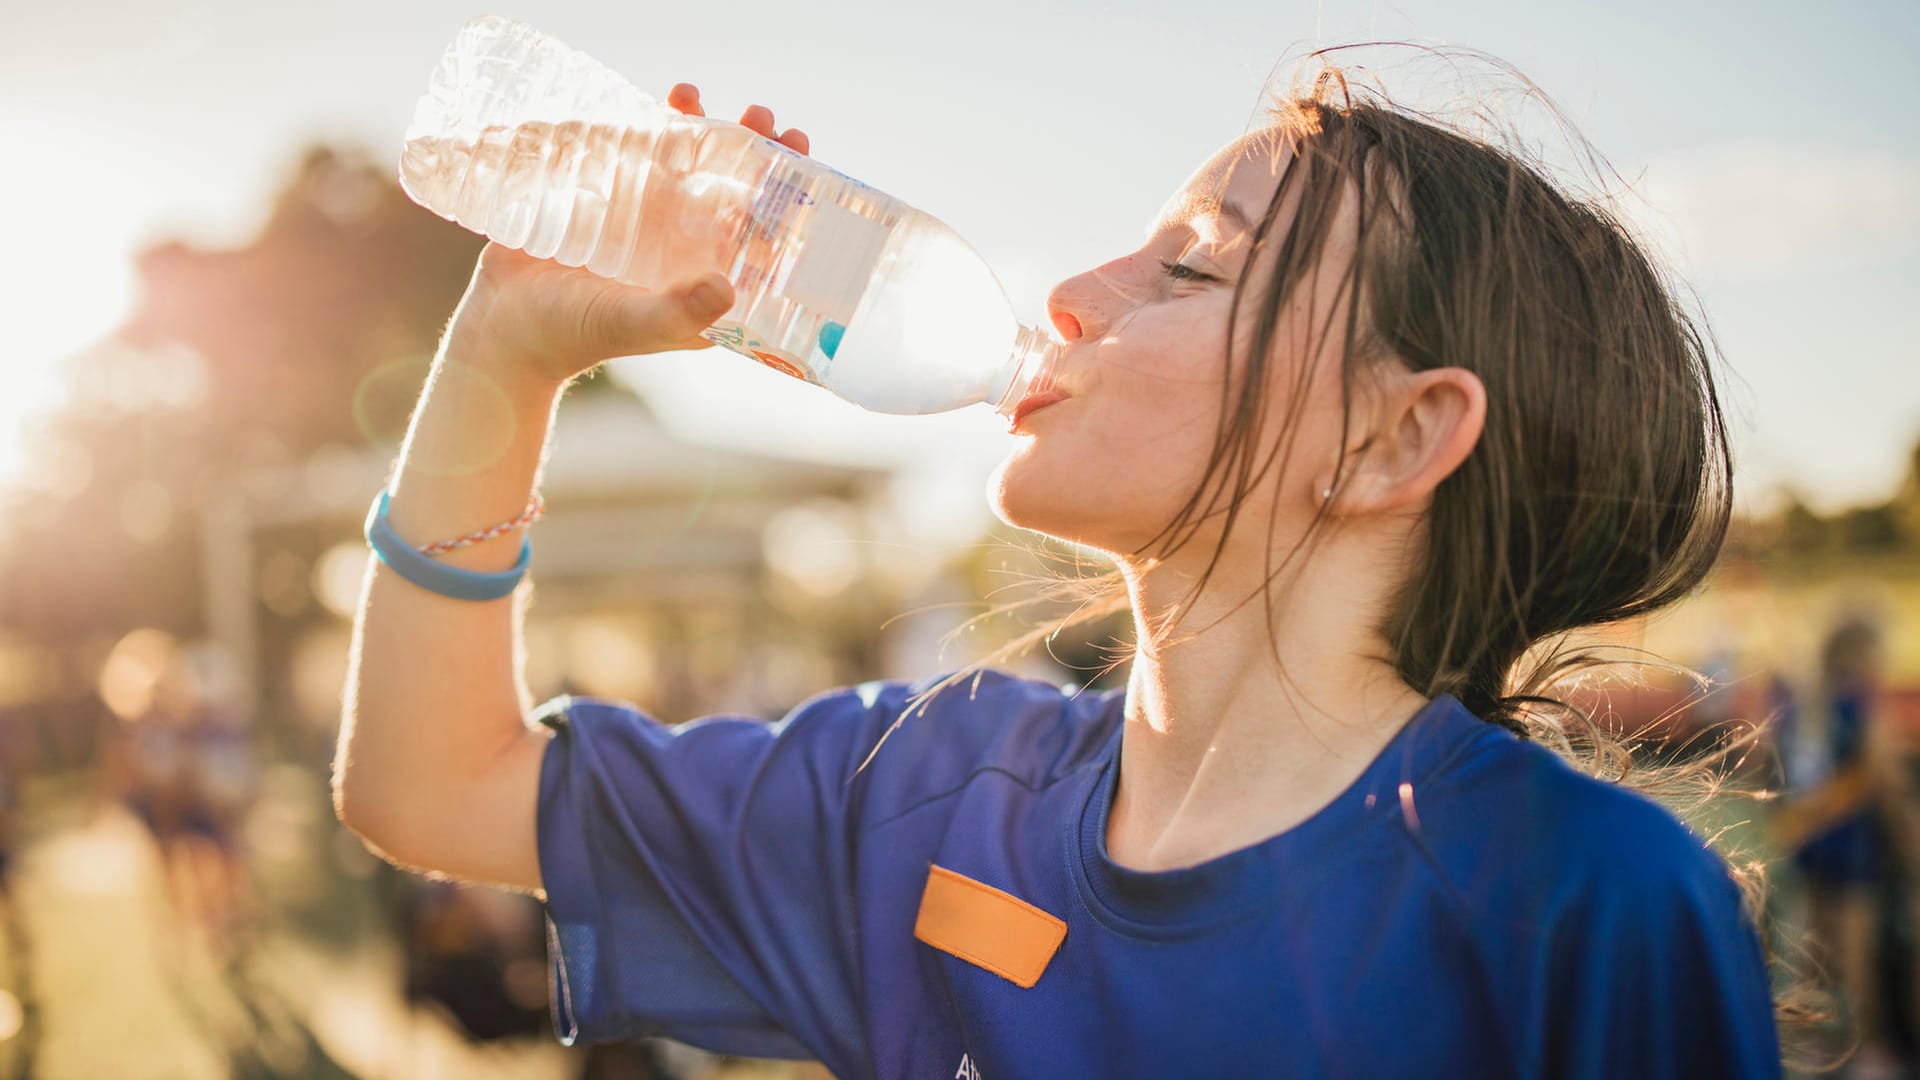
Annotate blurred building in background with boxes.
[205,389,897,762]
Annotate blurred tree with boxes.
[1839,504,1906,553]
[1777,492,1834,561]
[0,143,499,666]
[1897,438,1920,546]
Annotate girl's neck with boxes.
[1104,542,1429,873]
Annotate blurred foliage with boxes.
[1728,440,1920,567]
[1,145,503,645]
[0,143,550,779]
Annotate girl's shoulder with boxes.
[542,669,1121,819]
[820,668,1124,804]
[1406,720,1781,1076]
[1417,718,1750,919]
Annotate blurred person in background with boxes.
[393,877,552,1040]
[1751,669,1809,797]
[1777,615,1899,1077]
[335,61,1797,1077]
[1880,622,1920,1076]
[109,640,260,959]
[0,705,35,1076]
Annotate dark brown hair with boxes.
[886,55,1829,1064]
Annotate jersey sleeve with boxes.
[533,682,908,1072]
[1542,840,1782,1079]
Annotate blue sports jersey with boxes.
[535,671,1780,1079]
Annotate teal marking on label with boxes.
[818,321,846,359]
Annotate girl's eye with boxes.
[1157,258,1217,283]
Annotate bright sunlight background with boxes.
[4,0,1918,512]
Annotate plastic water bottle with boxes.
[399,15,1061,418]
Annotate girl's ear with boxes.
[1320,367,1486,515]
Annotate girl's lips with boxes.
[1009,390,1069,432]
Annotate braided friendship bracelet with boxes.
[364,490,535,602]
[418,492,546,554]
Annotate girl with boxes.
[336,70,1788,1077]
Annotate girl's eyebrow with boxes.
[1148,195,1257,240]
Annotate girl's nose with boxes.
[1050,310,1084,342]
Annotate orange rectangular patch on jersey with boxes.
[913,864,1066,989]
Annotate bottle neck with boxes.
[991,324,1065,418]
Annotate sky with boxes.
[3,0,1917,523]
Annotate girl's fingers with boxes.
[668,90,807,157]
[739,104,776,138]
[667,83,704,116]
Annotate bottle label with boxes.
[785,199,888,316]
[699,319,816,383]
[748,170,808,246]
[765,137,872,192]
[706,156,892,389]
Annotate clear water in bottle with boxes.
[399,16,1059,417]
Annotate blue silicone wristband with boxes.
[364,490,530,602]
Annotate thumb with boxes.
[632,273,735,354]
[582,273,736,358]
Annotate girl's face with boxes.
[991,131,1359,562]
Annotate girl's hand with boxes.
[452,84,812,386]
